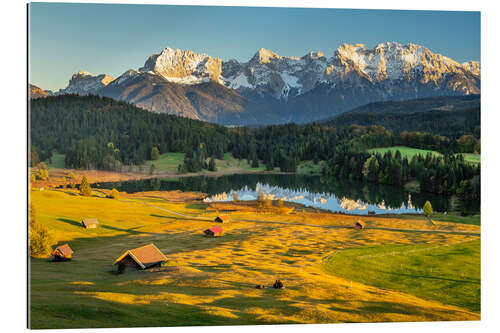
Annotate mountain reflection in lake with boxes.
[95,173,476,214]
[203,183,421,214]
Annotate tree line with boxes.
[30,94,480,209]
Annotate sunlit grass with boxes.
[29,188,480,328]
[323,239,480,311]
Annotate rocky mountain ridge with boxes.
[48,42,481,125]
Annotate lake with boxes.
[95,173,477,214]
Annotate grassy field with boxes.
[396,213,481,226]
[368,146,441,160]
[143,153,185,173]
[29,189,480,328]
[323,240,480,312]
[297,160,325,174]
[461,153,481,165]
[368,146,480,165]
[45,153,66,169]
[143,152,267,173]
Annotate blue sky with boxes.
[29,2,480,91]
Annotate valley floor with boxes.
[29,187,480,328]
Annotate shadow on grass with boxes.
[57,218,83,228]
[101,225,161,236]
[150,214,212,223]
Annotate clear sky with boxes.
[29,2,480,91]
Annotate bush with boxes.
[109,188,120,199]
[151,147,160,160]
[36,168,49,180]
[232,192,239,203]
[29,203,54,258]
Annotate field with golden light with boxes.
[29,188,480,329]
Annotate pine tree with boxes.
[209,157,217,171]
[251,155,259,168]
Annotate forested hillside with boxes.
[321,95,480,139]
[30,94,480,205]
[30,95,229,169]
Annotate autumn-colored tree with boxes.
[79,176,92,196]
[37,168,49,180]
[423,201,435,226]
[29,203,54,257]
[232,192,239,203]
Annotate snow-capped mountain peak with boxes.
[139,47,223,84]
[57,71,114,95]
[251,48,284,63]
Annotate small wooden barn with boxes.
[215,215,231,223]
[354,221,366,230]
[52,243,73,262]
[81,218,99,229]
[113,243,167,274]
[204,226,223,237]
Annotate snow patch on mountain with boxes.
[139,47,223,85]
[57,71,114,95]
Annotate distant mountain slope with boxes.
[29,84,48,99]
[53,42,480,125]
[322,94,480,119]
[321,95,480,138]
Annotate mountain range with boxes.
[37,42,481,125]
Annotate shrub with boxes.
[151,147,160,160]
[109,188,120,199]
[29,203,54,258]
[36,168,49,180]
[233,192,239,203]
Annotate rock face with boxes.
[29,84,48,99]
[58,71,114,95]
[139,48,223,85]
[55,42,480,125]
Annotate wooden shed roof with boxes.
[113,243,167,269]
[355,220,366,228]
[207,226,223,233]
[215,215,231,222]
[54,243,73,256]
[82,218,99,226]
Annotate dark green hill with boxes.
[320,95,480,138]
[30,94,230,169]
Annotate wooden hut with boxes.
[215,215,231,223]
[81,218,99,229]
[113,243,167,274]
[52,243,73,262]
[353,221,366,230]
[204,226,223,237]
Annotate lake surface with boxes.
[95,173,474,214]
